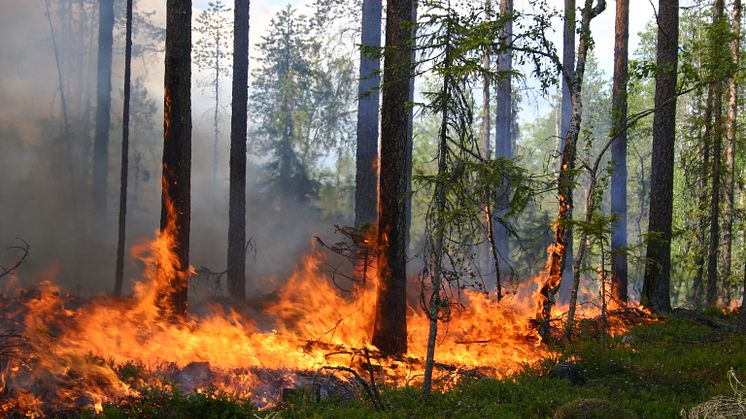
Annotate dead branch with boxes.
[0,240,29,280]
[315,365,385,411]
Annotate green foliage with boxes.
[98,388,257,419]
[251,6,356,211]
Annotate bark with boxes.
[160,0,192,317]
[114,0,134,298]
[493,0,513,288]
[722,0,740,304]
[481,0,494,292]
[535,0,606,340]
[558,0,576,304]
[405,3,418,248]
[609,0,629,306]
[354,0,382,228]
[372,0,415,356]
[227,0,250,302]
[706,0,725,308]
[92,0,114,216]
[642,0,678,313]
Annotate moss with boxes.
[553,398,636,419]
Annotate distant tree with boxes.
[194,0,233,185]
[227,0,250,302]
[114,0,134,297]
[493,0,514,294]
[251,7,320,206]
[159,0,192,317]
[706,0,726,307]
[354,0,382,228]
[642,0,678,313]
[372,0,415,357]
[723,0,740,303]
[92,0,114,216]
[609,0,629,306]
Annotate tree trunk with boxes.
[114,0,134,298]
[642,0,678,313]
[535,0,606,339]
[160,0,192,318]
[609,0,629,307]
[227,0,250,302]
[481,0,493,290]
[354,0,382,228]
[722,0,740,304]
[493,0,513,289]
[372,0,415,357]
[92,0,114,216]
[706,0,725,308]
[213,47,220,186]
[558,0,576,304]
[423,20,452,394]
[405,2,418,248]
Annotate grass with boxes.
[98,310,746,418]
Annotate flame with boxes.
[0,207,638,415]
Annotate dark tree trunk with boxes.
[227,0,250,302]
[642,0,678,313]
[114,0,134,298]
[558,0,576,303]
[493,0,513,287]
[372,0,415,356]
[160,0,192,317]
[92,0,114,216]
[405,2,418,248]
[354,0,382,228]
[706,0,725,308]
[609,0,629,306]
[721,0,739,305]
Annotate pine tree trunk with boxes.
[372,0,415,356]
[92,0,114,216]
[722,0,740,304]
[642,0,678,313]
[354,0,382,228]
[493,0,513,288]
[404,3,418,248]
[114,0,134,298]
[557,0,576,304]
[227,0,250,302]
[609,0,629,306]
[706,0,725,308]
[160,0,192,317]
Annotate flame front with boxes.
[0,218,556,415]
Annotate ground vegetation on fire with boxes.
[86,310,746,418]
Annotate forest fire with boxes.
[0,216,566,416]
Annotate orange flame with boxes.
[0,209,635,415]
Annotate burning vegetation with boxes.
[0,204,651,416]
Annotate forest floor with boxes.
[96,309,746,419]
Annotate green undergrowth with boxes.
[97,310,746,418]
